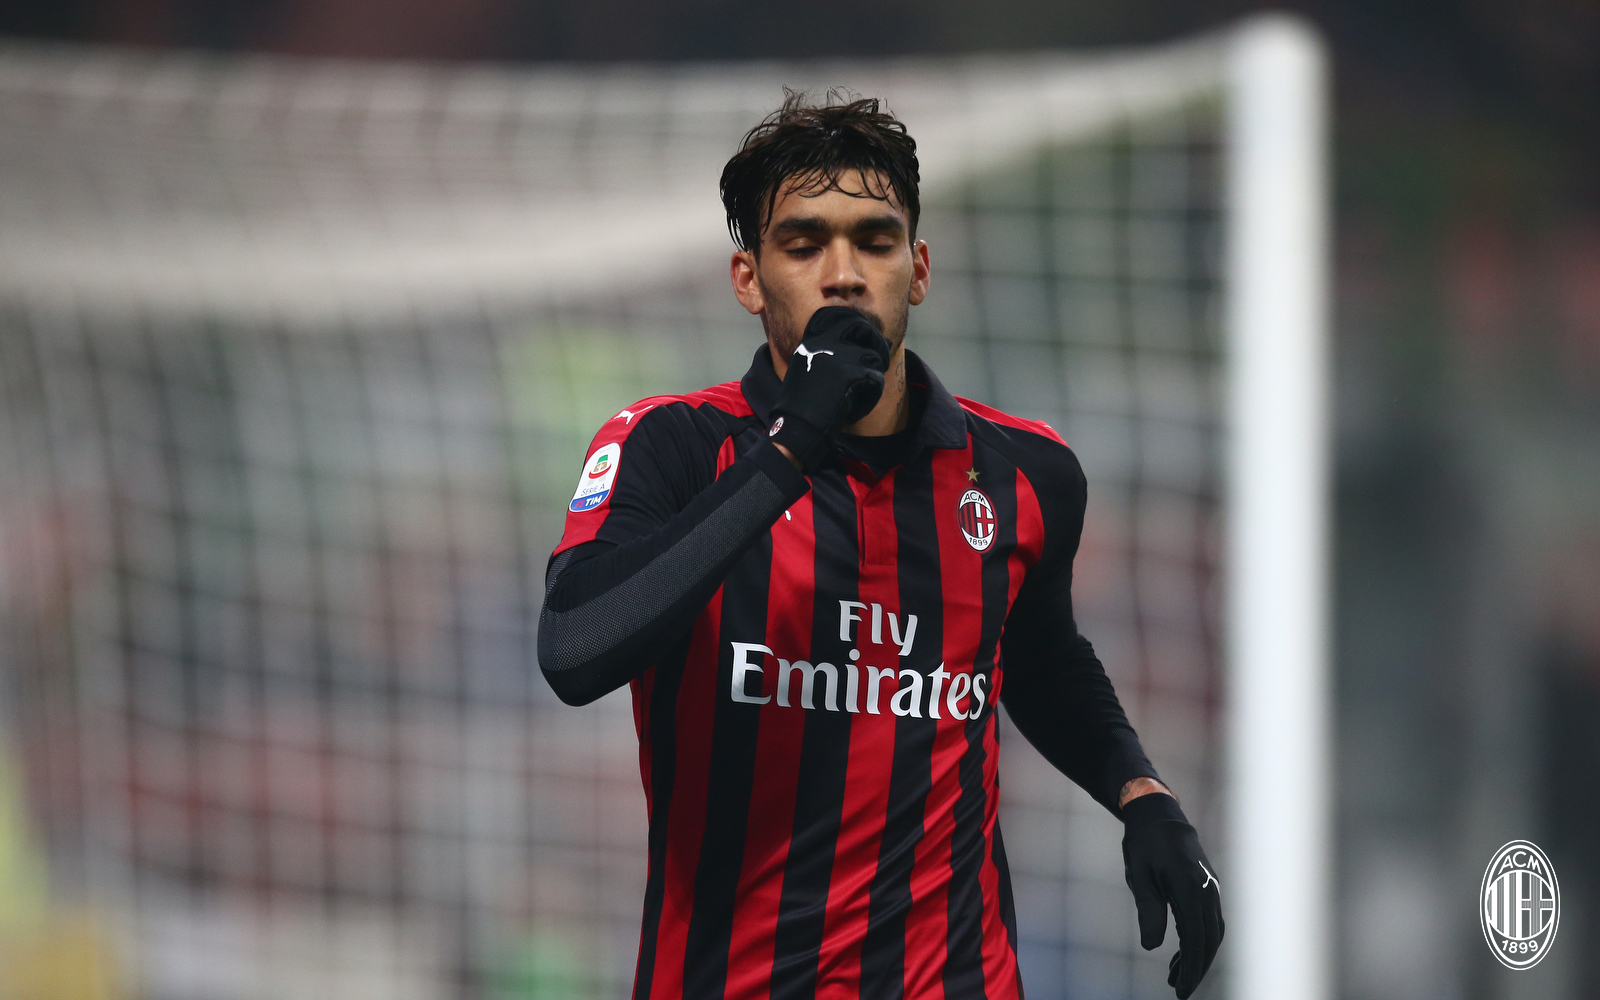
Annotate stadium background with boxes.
[0,2,1596,1000]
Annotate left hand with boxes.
[1120,791,1225,999]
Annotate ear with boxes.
[908,239,931,306]
[730,249,765,316]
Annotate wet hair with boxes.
[720,88,920,254]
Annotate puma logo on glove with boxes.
[793,344,835,371]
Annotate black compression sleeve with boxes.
[539,439,808,706]
[1000,572,1160,816]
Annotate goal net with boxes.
[0,20,1325,1000]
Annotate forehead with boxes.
[765,167,908,224]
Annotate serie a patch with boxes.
[570,442,621,513]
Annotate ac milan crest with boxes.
[957,488,996,552]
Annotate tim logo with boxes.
[957,488,996,552]
[1480,840,1559,969]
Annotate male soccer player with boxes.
[539,93,1223,1000]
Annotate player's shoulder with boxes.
[588,381,751,442]
[955,395,1069,450]
[955,395,1085,488]
[674,380,752,417]
[566,381,748,517]
[576,377,748,464]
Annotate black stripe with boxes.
[682,531,775,998]
[859,455,943,1000]
[992,825,1023,999]
[769,471,860,1000]
[944,716,991,1000]
[947,452,1019,996]
[633,639,692,1000]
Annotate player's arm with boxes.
[998,546,1159,814]
[539,408,808,706]
[539,308,890,706]
[998,442,1157,813]
[999,443,1223,1000]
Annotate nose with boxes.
[819,238,867,303]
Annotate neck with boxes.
[843,345,910,437]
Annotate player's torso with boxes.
[630,409,1040,1000]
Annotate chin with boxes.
[855,306,909,355]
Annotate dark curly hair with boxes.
[720,89,921,254]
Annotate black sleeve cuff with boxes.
[1120,791,1189,829]
[746,438,813,502]
[1102,735,1162,815]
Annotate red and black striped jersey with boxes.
[541,347,1157,1000]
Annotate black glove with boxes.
[766,306,892,472]
[1122,792,1225,999]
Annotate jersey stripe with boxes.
[683,529,774,998]
[859,456,943,999]
[769,473,859,999]
[900,444,988,999]
[648,588,725,999]
[946,447,1012,997]
[991,825,1022,998]
[1008,466,1047,577]
[814,473,902,997]
[984,468,1047,995]
[974,455,1025,995]
[948,700,994,999]
[976,713,1012,997]
[725,490,816,1000]
[632,644,682,1000]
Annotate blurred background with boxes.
[0,2,1595,1000]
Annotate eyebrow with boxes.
[768,214,907,239]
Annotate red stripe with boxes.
[977,712,1012,994]
[899,447,988,998]
[975,468,1048,992]
[813,475,901,998]
[649,587,725,998]
[724,490,814,1000]
[714,435,739,476]
[1009,470,1047,574]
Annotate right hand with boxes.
[767,306,892,471]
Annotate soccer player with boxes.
[538,93,1224,1000]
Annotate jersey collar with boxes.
[740,344,968,452]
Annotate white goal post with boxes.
[1225,17,1331,1000]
